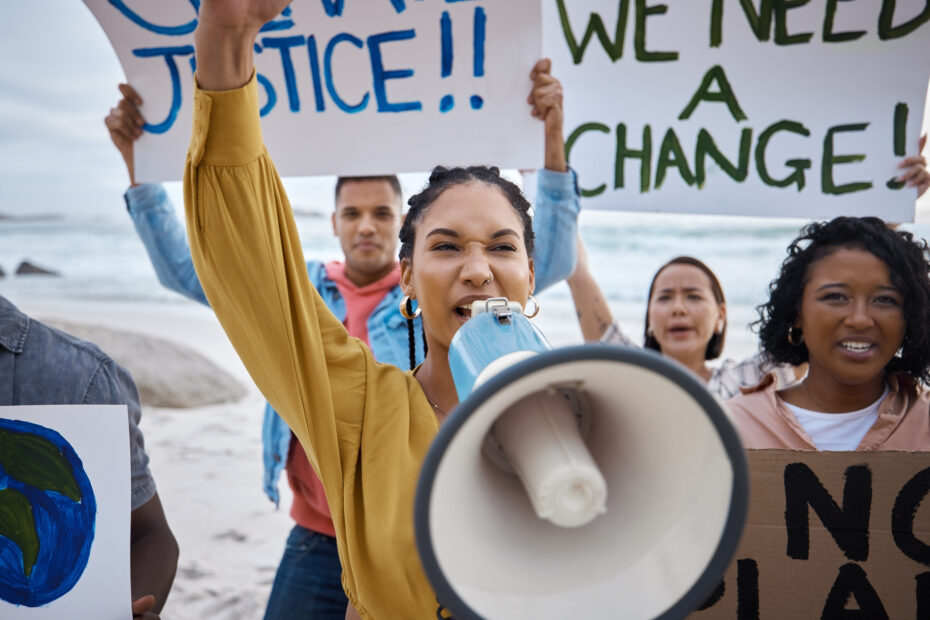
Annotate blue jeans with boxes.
[263,525,348,620]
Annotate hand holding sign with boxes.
[105,84,145,186]
[194,0,293,91]
[197,0,291,32]
[131,594,157,620]
[896,134,929,197]
[529,58,567,173]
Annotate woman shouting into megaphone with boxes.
[185,2,568,617]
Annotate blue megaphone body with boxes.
[449,298,550,401]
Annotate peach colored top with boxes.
[728,373,930,451]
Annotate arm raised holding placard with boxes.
[194,0,290,92]
[527,58,581,291]
[183,1,561,616]
[185,2,442,617]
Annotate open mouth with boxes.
[839,341,874,354]
[455,305,473,320]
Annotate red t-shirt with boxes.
[287,261,401,535]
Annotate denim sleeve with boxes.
[125,184,210,306]
[531,168,580,294]
[85,359,156,511]
[261,402,293,508]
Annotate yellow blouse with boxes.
[184,74,443,618]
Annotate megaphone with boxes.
[415,298,748,620]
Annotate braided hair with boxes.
[399,165,535,262]
[399,166,535,370]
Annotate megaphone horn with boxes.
[415,298,748,620]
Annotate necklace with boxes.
[801,380,833,411]
[425,395,449,420]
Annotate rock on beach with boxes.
[43,319,247,408]
[16,260,60,276]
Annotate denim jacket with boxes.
[124,169,579,506]
[0,295,156,510]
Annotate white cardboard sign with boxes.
[545,0,930,221]
[83,0,544,182]
[0,405,130,620]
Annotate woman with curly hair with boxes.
[730,216,930,450]
[558,145,928,400]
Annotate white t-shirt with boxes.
[785,388,888,451]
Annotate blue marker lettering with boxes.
[440,12,453,77]
[108,0,199,35]
[307,36,326,112]
[319,0,407,16]
[260,5,294,31]
[325,34,370,113]
[369,30,422,113]
[260,19,296,32]
[320,0,346,17]
[262,36,307,112]
[473,7,486,78]
[257,73,278,117]
[131,46,195,133]
[439,12,454,112]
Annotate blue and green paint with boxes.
[0,419,96,608]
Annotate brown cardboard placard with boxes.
[692,450,930,619]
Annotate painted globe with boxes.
[0,418,96,607]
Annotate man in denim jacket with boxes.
[105,59,578,619]
[0,294,178,619]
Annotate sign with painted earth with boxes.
[0,419,96,607]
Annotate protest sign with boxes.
[0,405,130,620]
[692,450,930,619]
[83,0,543,183]
[545,1,930,221]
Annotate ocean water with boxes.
[2,195,929,362]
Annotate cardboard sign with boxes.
[0,405,130,620]
[83,0,543,183]
[545,1,930,221]
[692,450,930,619]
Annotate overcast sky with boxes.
[0,2,132,218]
[1,2,927,221]
[0,1,349,220]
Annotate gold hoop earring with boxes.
[523,295,540,319]
[787,326,804,346]
[399,295,421,319]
